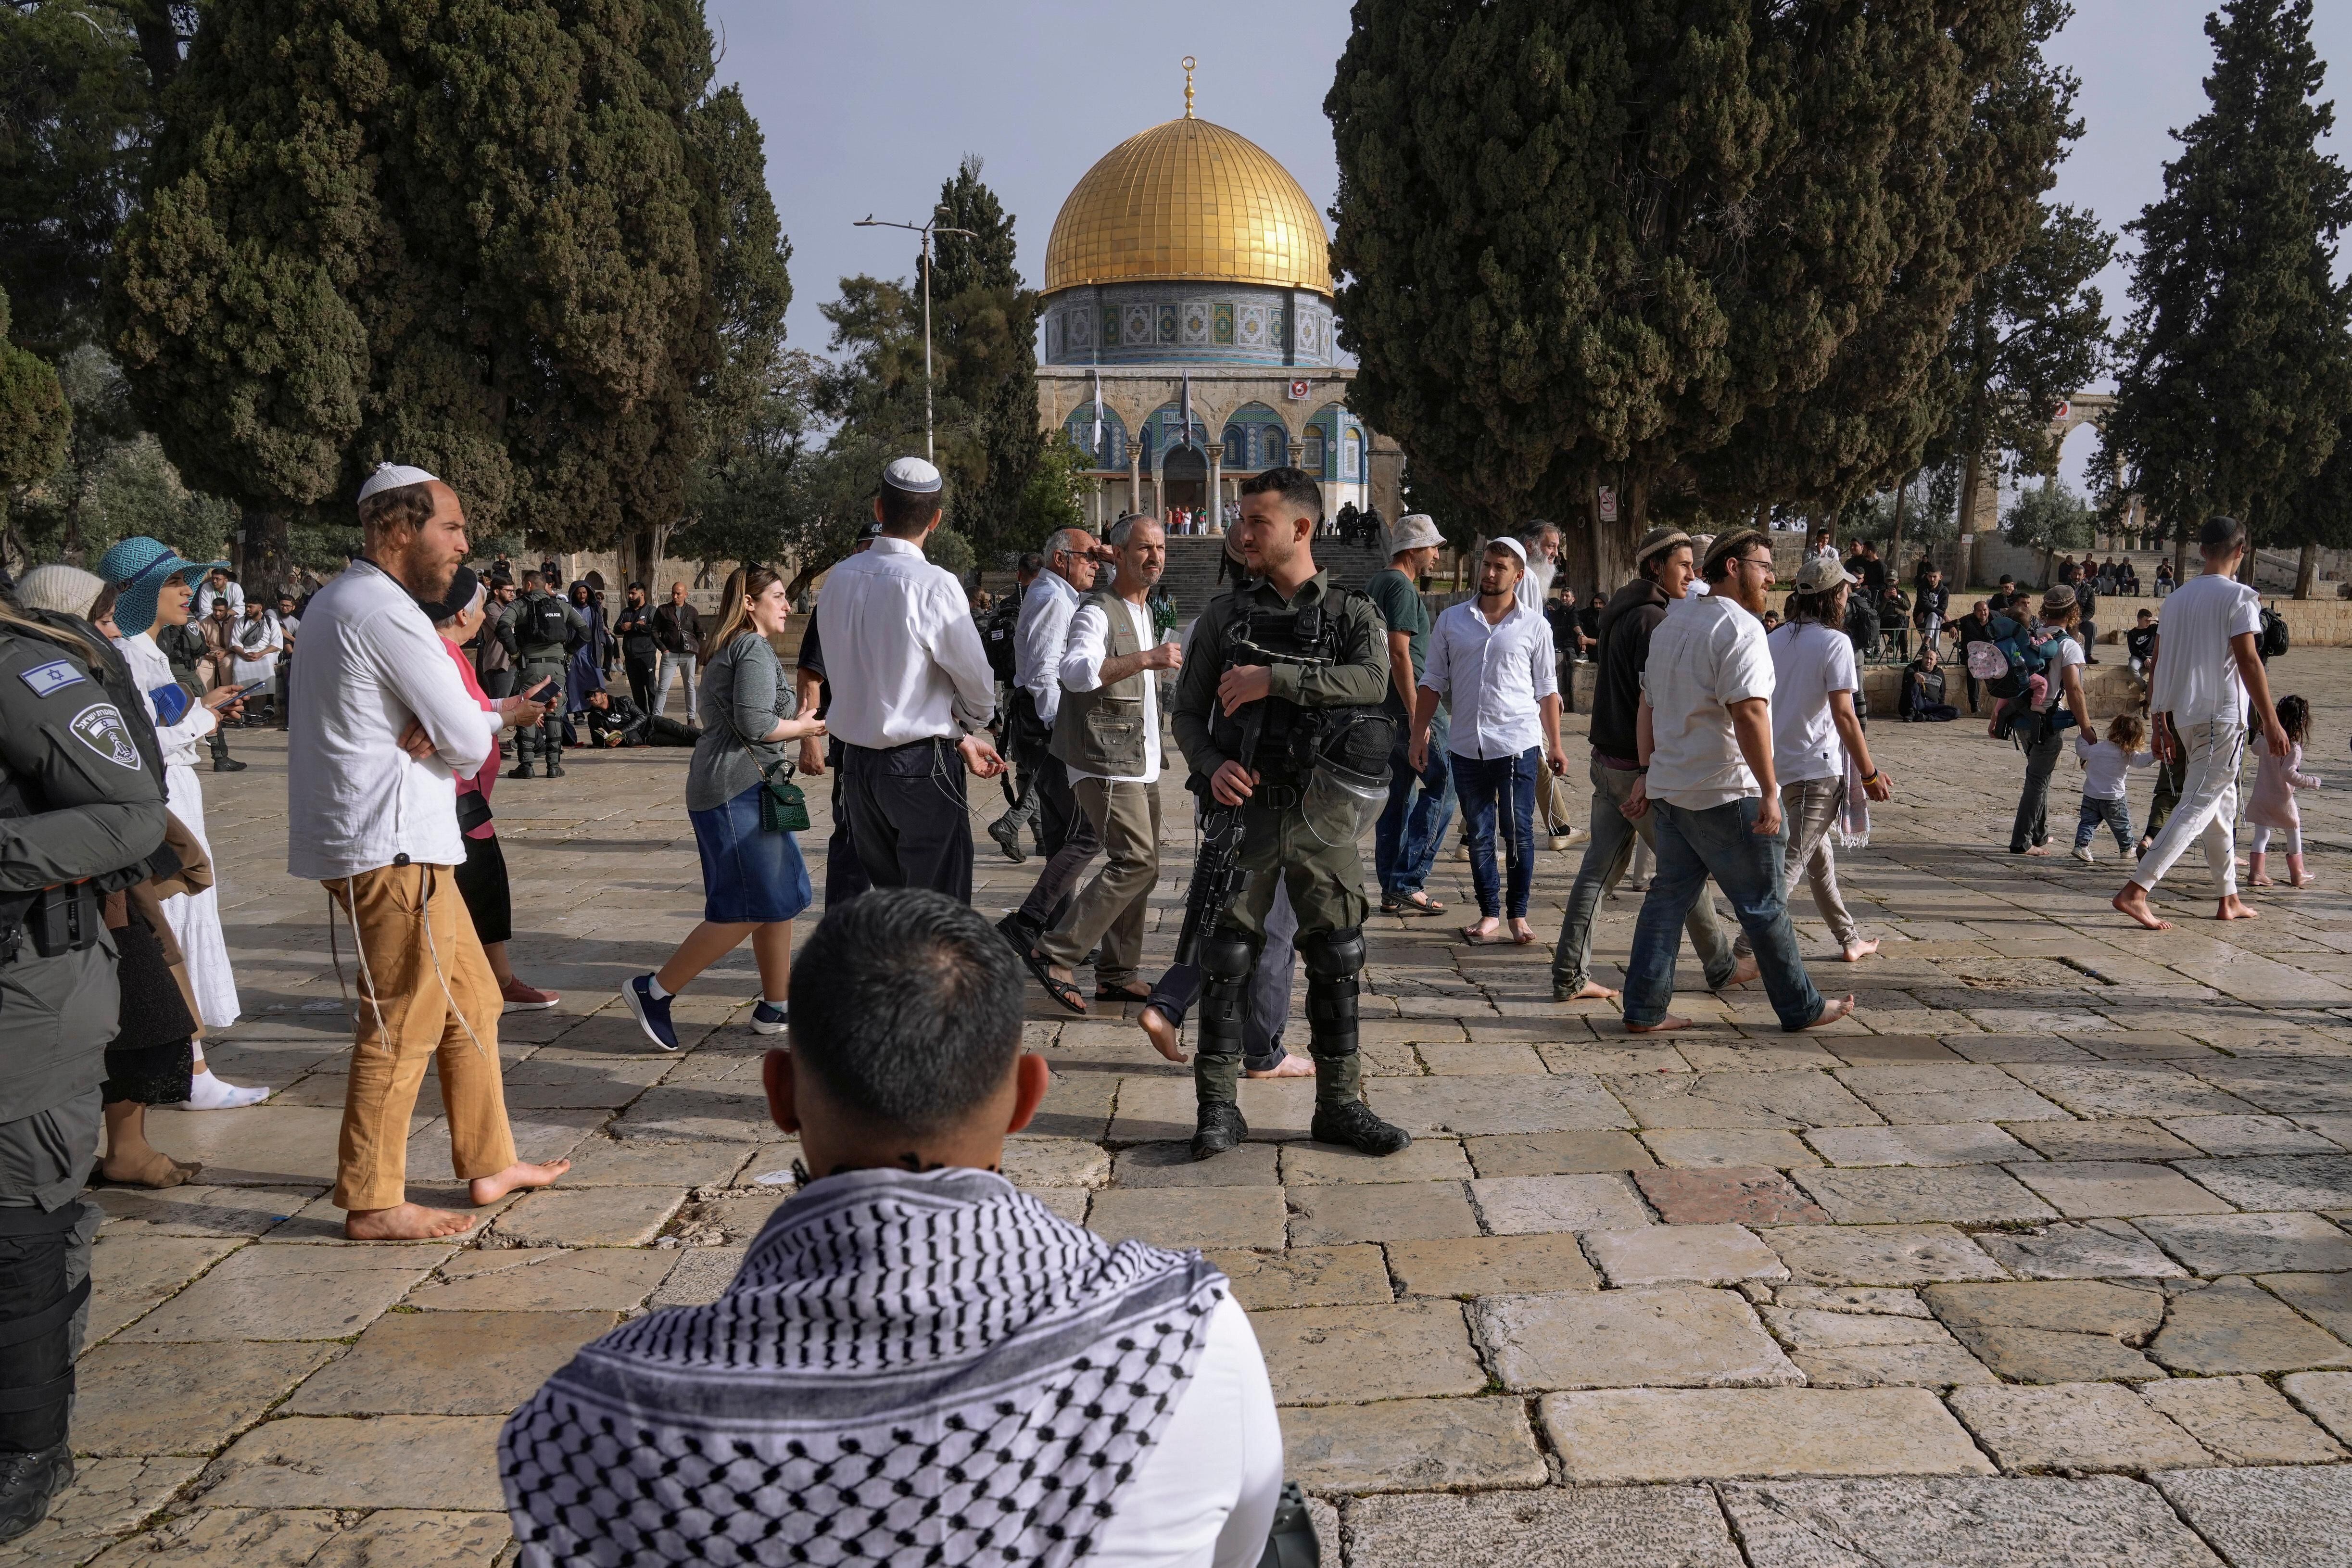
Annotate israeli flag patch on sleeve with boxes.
[16,658,87,698]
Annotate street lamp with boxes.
[853,213,977,463]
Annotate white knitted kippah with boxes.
[358,461,440,503]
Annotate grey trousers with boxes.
[1735,775,1859,954]
[1551,756,1737,993]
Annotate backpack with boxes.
[1964,641,2009,681]
[1981,612,2050,699]
[982,598,1022,683]
[2260,605,2290,661]
[524,593,570,652]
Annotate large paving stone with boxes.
[1108,1075,1316,1143]
[1858,1087,2075,1124]
[1469,1173,1649,1234]
[83,1232,243,1344]
[1287,1181,1478,1246]
[1923,1281,2168,1383]
[2005,1062,2258,1119]
[1758,1296,1993,1388]
[2005,1161,2237,1218]
[73,1340,334,1457]
[0,1455,205,1567]
[2137,1211,2352,1275]
[1463,1129,1653,1176]
[1109,1140,1278,1188]
[111,1240,449,1342]
[2009,1119,2202,1161]
[140,1104,348,1186]
[1250,1301,1486,1405]
[1203,1245,1392,1311]
[2178,1153,2352,1212]
[1279,1395,1546,1493]
[2153,1464,2352,1568]
[1364,1074,1631,1135]
[90,1183,322,1238]
[405,1246,678,1311]
[1947,1382,2211,1474]
[2264,1270,2352,1340]
[2149,1277,2352,1374]
[1606,1070,1880,1130]
[306,1510,513,1568]
[2140,1375,2347,1465]
[609,1084,777,1141]
[556,1137,757,1188]
[1344,1487,1744,1568]
[282,1309,614,1416]
[83,1507,346,1568]
[1633,1167,1828,1225]
[194,1414,506,1510]
[1586,1224,1786,1287]
[1278,1138,1471,1185]
[999,1138,1112,1189]
[1762,1225,2009,1287]
[648,1245,746,1307]
[1385,1233,1596,1297]
[1475,1286,1801,1391]
[1640,1128,1822,1169]
[2284,1370,2352,1444]
[2160,1114,2341,1156]
[491,1184,683,1247]
[1975,1219,2190,1280]
[1805,1124,2036,1167]
[1789,1340,2000,1389]
[1540,1387,1992,1482]
[1796,1164,2055,1225]
[1720,1476,2224,1567]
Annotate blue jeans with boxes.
[1450,747,1540,920]
[1551,755,1737,993]
[2075,794,2134,853]
[1375,707,1455,898]
[1625,797,1824,1032]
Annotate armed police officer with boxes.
[0,597,170,1538]
[1171,467,1412,1160]
[507,570,583,779]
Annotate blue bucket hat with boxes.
[94,537,232,639]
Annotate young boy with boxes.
[2072,713,2154,862]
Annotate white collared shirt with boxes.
[286,559,503,880]
[1016,569,1084,727]
[1059,594,1162,785]
[1419,596,1557,759]
[1642,592,1775,810]
[813,536,996,749]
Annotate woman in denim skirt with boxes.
[620,565,827,1051]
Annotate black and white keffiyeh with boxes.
[500,1166,1227,1567]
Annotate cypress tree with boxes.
[2097,0,2352,547]
[1328,0,2049,580]
[928,156,1043,559]
[0,286,71,502]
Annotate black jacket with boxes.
[1590,577,1670,761]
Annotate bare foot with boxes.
[1800,995,1858,1030]
[345,1202,475,1240]
[1246,1053,1315,1079]
[2024,845,2051,857]
[1840,938,1880,963]
[468,1158,571,1205]
[99,1149,199,1188]
[1718,955,1761,990]
[2216,894,2260,921]
[1460,918,1504,945]
[2292,875,2316,889]
[2112,884,2173,931]
[2251,874,2275,887]
[1508,918,1537,945]
[1626,1013,1693,1033]
[1557,981,1619,1002]
[1140,1005,1188,1064]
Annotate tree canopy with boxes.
[0,285,70,494]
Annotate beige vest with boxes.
[1049,589,1150,777]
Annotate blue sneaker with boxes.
[621,974,680,1052]
[750,1000,789,1036]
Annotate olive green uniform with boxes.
[0,616,169,1505]
[510,591,586,771]
[1171,570,1390,1112]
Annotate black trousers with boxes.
[1015,754,1100,929]
[454,831,513,946]
[841,738,973,904]
[623,655,657,714]
[823,737,872,908]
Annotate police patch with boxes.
[16,658,86,698]
[68,703,142,770]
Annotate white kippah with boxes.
[883,455,942,494]
[358,461,440,504]
[1492,536,1528,565]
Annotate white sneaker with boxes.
[2071,846,2094,863]
[182,1069,270,1110]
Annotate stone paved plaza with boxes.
[35,649,2352,1567]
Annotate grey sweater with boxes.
[685,632,794,812]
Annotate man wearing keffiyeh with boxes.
[501,889,1286,1568]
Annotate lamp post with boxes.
[853,214,977,463]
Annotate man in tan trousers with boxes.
[1022,514,1179,1012]
[287,462,567,1240]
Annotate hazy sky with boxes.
[710,0,2348,491]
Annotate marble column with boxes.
[1128,447,1142,516]
[1206,443,1224,534]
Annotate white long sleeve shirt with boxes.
[1015,568,1083,727]
[286,559,502,880]
[1419,596,1558,759]
[1059,595,1162,785]
[117,632,217,770]
[814,536,997,748]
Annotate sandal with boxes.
[1021,946,1087,1014]
[1387,892,1445,917]
[1095,983,1151,1002]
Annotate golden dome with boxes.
[1042,114,1331,295]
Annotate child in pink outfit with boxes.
[2249,694,2320,887]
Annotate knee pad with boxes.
[1203,930,1259,985]
[1197,930,1261,1061]
[1299,925,1366,984]
[1300,926,1364,1048]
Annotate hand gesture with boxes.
[1209,759,1257,807]
[1546,744,1568,777]
[1408,735,1429,776]
[1752,791,1783,838]
[395,719,437,761]
[1217,664,1273,716]
[1623,773,1649,819]
[1862,767,1893,802]
[959,734,1005,779]
[1141,641,1183,672]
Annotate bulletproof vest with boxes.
[1209,585,1387,781]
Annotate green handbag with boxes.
[758,763,811,834]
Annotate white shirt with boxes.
[193,578,243,619]
[1087,1294,1283,1568]
[117,631,217,770]
[2036,631,2084,712]
[286,559,502,880]
[1642,593,1775,810]
[2149,571,2263,727]
[2075,734,2154,801]
[1060,595,1163,785]
[1017,569,1084,727]
[814,536,997,748]
[1419,596,1557,759]
[1766,620,1857,784]
[1515,556,1556,615]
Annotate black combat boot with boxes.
[0,1446,71,1543]
[1301,925,1411,1155]
[1190,930,1257,1161]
